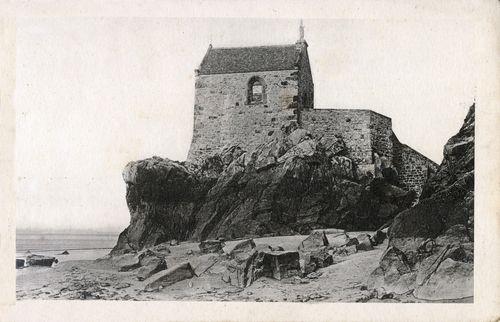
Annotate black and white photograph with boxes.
[1,1,499,321]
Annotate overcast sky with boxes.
[15,18,479,232]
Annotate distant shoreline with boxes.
[16,230,121,236]
[16,247,113,253]
[16,231,119,253]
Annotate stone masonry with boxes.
[186,31,437,194]
[189,69,298,162]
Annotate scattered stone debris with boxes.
[355,234,374,251]
[152,243,171,253]
[296,292,325,302]
[306,271,323,279]
[312,228,346,235]
[345,237,359,247]
[115,282,131,290]
[199,240,225,254]
[308,247,334,269]
[332,245,358,258]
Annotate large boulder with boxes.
[115,253,141,272]
[254,250,301,280]
[191,253,220,277]
[298,231,335,273]
[222,251,258,288]
[307,248,333,269]
[225,239,256,259]
[369,104,475,300]
[413,258,473,300]
[25,255,58,267]
[368,246,416,294]
[298,231,329,252]
[325,232,350,248]
[221,246,300,287]
[16,259,25,269]
[144,262,195,290]
[136,251,168,281]
[221,239,259,287]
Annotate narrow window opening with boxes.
[252,82,263,102]
[247,77,266,104]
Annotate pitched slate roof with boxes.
[198,44,300,75]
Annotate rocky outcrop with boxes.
[113,122,416,253]
[369,104,474,300]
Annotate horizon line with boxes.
[16,228,122,235]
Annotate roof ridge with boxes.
[198,43,303,75]
[211,44,296,50]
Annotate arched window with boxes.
[247,77,266,104]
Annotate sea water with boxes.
[16,232,119,262]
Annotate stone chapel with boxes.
[187,22,437,194]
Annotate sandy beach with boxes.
[15,234,472,303]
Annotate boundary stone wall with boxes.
[369,111,393,165]
[301,109,374,165]
[392,135,438,193]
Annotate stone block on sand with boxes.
[25,254,58,267]
[298,231,329,252]
[144,262,195,290]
